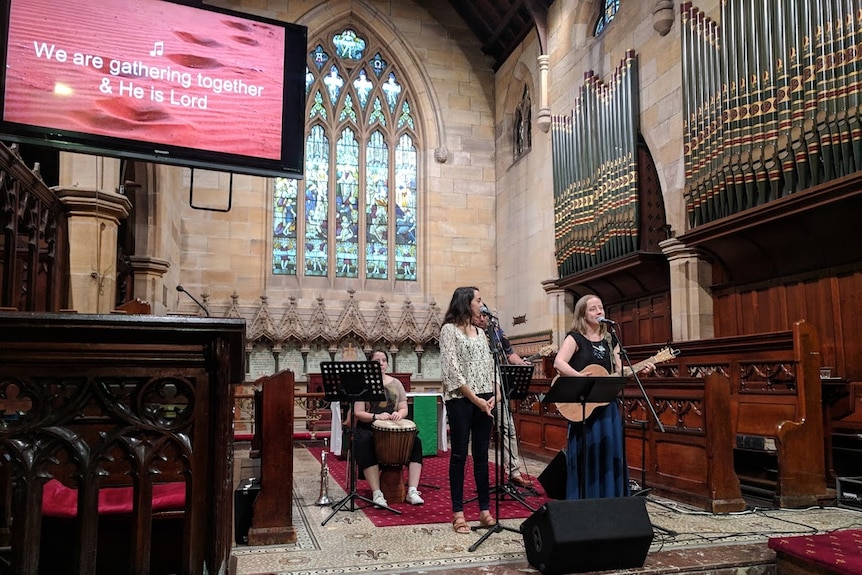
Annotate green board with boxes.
[412,395,438,456]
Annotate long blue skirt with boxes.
[565,401,629,499]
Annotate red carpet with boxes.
[768,530,862,575]
[308,447,549,527]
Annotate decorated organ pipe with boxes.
[850,2,862,169]
[622,50,639,254]
[683,0,862,228]
[551,54,641,275]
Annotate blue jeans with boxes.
[446,394,493,513]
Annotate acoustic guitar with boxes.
[552,346,680,422]
[521,344,558,362]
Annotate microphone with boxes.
[480,305,497,318]
[176,285,210,317]
[597,316,617,325]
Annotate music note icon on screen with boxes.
[149,41,164,56]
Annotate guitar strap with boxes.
[604,332,620,374]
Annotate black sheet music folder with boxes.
[499,363,534,400]
[541,376,627,404]
[320,361,385,402]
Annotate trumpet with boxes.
[315,439,332,506]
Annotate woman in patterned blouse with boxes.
[440,286,499,534]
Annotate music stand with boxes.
[319,361,401,525]
[498,364,538,500]
[542,376,627,499]
[500,364,534,401]
[471,364,536,505]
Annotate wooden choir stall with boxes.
[0,312,245,575]
[515,320,829,512]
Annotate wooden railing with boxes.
[623,374,743,512]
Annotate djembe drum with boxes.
[372,418,417,503]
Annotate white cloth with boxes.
[330,402,343,456]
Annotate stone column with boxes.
[660,237,714,342]
[128,255,170,313]
[59,153,122,192]
[54,154,130,313]
[543,283,574,348]
[536,54,551,133]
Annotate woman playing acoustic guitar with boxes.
[553,294,653,500]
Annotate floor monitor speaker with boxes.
[520,497,653,574]
[537,449,567,500]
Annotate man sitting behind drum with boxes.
[353,350,425,506]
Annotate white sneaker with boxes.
[405,488,424,505]
[372,490,388,507]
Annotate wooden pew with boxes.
[246,370,297,546]
[515,320,828,510]
[627,319,828,508]
[623,374,745,513]
[0,312,244,575]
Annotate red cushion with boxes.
[42,479,186,518]
[768,530,862,575]
[234,431,331,442]
[291,431,331,440]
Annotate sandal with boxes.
[479,512,496,528]
[452,515,471,534]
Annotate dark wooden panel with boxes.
[517,417,544,452]
[681,171,862,286]
[0,143,68,312]
[248,370,296,546]
[836,272,862,381]
[713,268,862,384]
[0,313,245,575]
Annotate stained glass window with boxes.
[304,125,329,276]
[335,129,360,278]
[394,134,417,281]
[273,178,298,274]
[594,0,620,36]
[272,28,419,282]
[366,131,388,279]
[514,85,532,160]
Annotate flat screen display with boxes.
[0,0,307,178]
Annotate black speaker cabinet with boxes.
[520,497,653,574]
[538,449,567,500]
[234,477,261,545]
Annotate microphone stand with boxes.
[606,323,663,434]
[468,314,522,553]
[176,285,210,317]
[465,317,534,511]
[606,324,676,537]
[487,320,534,509]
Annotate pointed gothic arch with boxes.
[272,22,430,287]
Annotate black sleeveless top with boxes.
[566,331,614,374]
